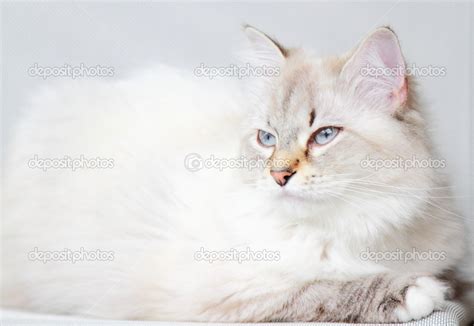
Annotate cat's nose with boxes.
[270,169,296,187]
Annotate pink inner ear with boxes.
[375,34,404,71]
[368,32,406,85]
[375,34,407,105]
[374,31,407,90]
[344,28,408,110]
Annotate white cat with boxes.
[2,26,472,323]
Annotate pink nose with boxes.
[270,170,295,187]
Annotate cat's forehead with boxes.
[267,56,341,131]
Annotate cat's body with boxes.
[2,27,472,323]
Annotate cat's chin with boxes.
[272,187,329,203]
[267,188,338,220]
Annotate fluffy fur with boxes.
[2,26,472,323]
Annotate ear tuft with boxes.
[341,27,408,111]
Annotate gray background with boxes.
[1,1,473,237]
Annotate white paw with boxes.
[394,276,448,322]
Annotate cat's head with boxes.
[240,26,433,204]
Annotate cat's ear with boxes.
[241,25,287,67]
[341,27,408,112]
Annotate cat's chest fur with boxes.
[188,184,462,282]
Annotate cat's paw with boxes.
[393,276,449,322]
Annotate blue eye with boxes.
[258,130,276,147]
[314,127,340,145]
